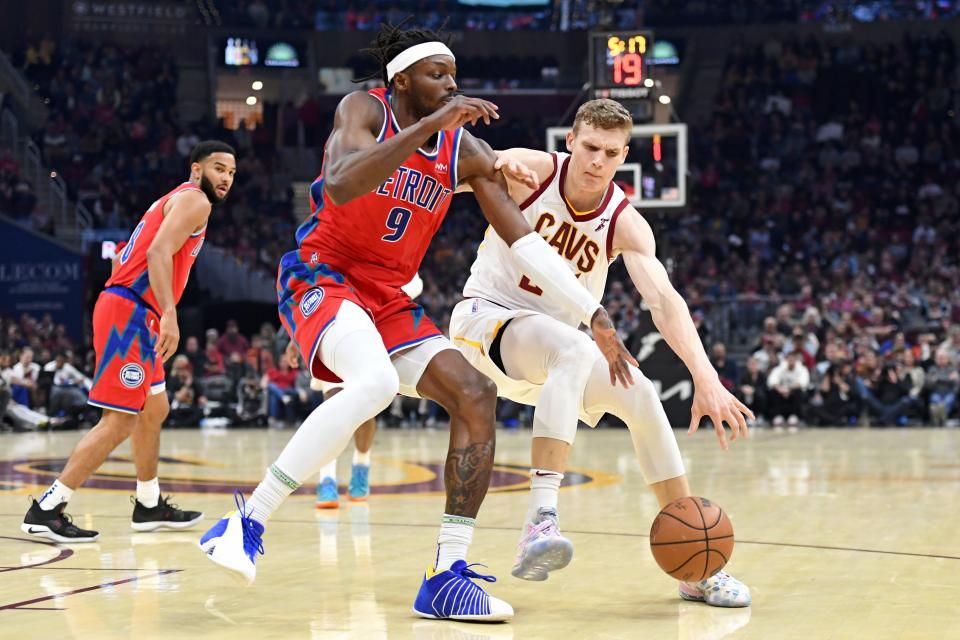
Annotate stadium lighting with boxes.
[658,94,671,105]
[246,96,258,106]
[643,78,654,88]
[252,81,263,91]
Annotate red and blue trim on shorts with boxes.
[88,287,159,414]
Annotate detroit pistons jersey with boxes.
[295,87,462,290]
[106,182,207,313]
[462,152,629,327]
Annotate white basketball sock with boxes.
[319,459,337,482]
[39,479,73,510]
[247,464,298,524]
[136,477,161,508]
[527,469,562,524]
[435,514,475,571]
[353,449,371,466]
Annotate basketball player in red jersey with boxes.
[21,141,236,543]
[200,22,634,622]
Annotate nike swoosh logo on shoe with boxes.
[27,527,47,534]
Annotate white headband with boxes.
[386,41,455,82]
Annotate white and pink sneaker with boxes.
[510,508,573,581]
[679,570,752,607]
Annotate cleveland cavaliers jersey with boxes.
[106,182,207,313]
[462,152,629,327]
[296,87,462,290]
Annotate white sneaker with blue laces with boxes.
[679,570,752,607]
[199,491,265,586]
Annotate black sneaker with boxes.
[131,495,204,532]
[21,499,99,543]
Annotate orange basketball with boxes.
[649,496,734,581]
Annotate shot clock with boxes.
[589,31,655,121]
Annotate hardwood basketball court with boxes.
[1,427,957,639]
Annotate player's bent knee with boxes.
[452,370,497,416]
[632,373,659,404]
[353,364,400,413]
[100,410,138,441]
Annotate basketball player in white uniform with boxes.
[450,99,753,607]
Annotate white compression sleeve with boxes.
[498,313,596,445]
[581,355,685,484]
[246,302,399,523]
[509,232,602,326]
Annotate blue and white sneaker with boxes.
[348,464,369,502]
[679,570,752,607]
[316,476,339,509]
[413,560,513,622]
[199,491,265,586]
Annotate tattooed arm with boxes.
[455,132,532,244]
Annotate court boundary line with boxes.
[3,513,960,562]
[3,515,958,561]
[0,569,181,611]
[291,519,960,562]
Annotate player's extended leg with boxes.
[398,345,512,621]
[496,314,597,580]
[130,390,203,531]
[314,385,377,508]
[21,408,137,542]
[580,356,751,607]
[200,301,399,585]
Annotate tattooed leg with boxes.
[415,350,498,519]
[444,441,494,517]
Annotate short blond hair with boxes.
[572,99,632,141]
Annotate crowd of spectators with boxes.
[5,25,960,431]
[10,37,295,275]
[0,311,305,431]
[216,0,637,32]
[646,30,959,428]
[0,149,45,232]
[216,0,960,31]
[0,313,89,431]
[705,317,960,428]
[645,0,960,26]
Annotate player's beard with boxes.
[200,174,227,205]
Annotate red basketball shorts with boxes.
[88,287,166,415]
[276,253,441,383]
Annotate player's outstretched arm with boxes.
[324,91,499,205]
[457,132,637,387]
[146,190,211,362]
[454,147,547,195]
[613,206,754,449]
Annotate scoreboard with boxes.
[588,31,654,121]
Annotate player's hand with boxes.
[590,307,638,388]
[494,153,540,189]
[427,95,500,131]
[687,374,755,450]
[156,311,179,363]
[285,340,299,368]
